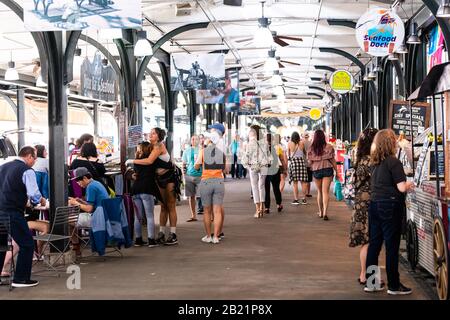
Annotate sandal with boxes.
[186,218,198,222]
[317,212,323,218]
[358,278,367,285]
[323,216,329,221]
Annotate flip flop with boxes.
[186,218,198,222]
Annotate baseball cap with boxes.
[208,123,225,135]
[71,167,90,180]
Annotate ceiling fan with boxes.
[250,48,300,70]
[236,30,303,47]
[235,2,303,47]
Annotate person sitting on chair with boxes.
[68,167,109,256]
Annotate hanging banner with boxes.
[170,53,225,91]
[428,25,445,70]
[330,70,354,94]
[239,92,261,115]
[197,68,240,109]
[80,51,118,102]
[128,125,143,148]
[24,0,142,31]
[356,8,405,57]
[309,108,322,120]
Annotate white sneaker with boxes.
[201,235,212,243]
[212,237,220,244]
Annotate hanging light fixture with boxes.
[396,43,408,54]
[388,53,399,60]
[368,65,376,80]
[72,47,83,81]
[36,74,47,87]
[373,58,382,73]
[407,22,421,44]
[437,0,450,18]
[271,70,283,86]
[134,30,153,57]
[264,49,279,73]
[5,61,19,81]
[274,85,284,96]
[253,1,273,48]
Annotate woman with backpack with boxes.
[241,125,272,218]
[348,128,378,285]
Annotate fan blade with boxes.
[282,78,288,82]
[273,37,289,47]
[280,60,301,66]
[209,49,230,54]
[251,62,265,69]
[285,86,298,90]
[278,62,285,68]
[310,77,322,81]
[235,37,253,43]
[276,35,303,42]
[239,78,250,82]
[241,86,255,93]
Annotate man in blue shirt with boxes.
[229,133,242,179]
[182,135,203,222]
[0,146,46,288]
[68,167,109,212]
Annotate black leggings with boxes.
[265,168,282,208]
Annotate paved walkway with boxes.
[0,178,430,299]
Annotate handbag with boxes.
[343,168,356,200]
[77,212,92,228]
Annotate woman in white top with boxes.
[241,125,272,218]
[33,145,49,199]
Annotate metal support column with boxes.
[93,102,99,137]
[188,90,197,136]
[16,88,25,149]
[158,61,175,155]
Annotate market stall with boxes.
[406,62,450,300]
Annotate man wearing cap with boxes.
[0,146,46,288]
[68,167,109,213]
[195,123,228,244]
[68,167,109,257]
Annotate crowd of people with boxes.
[0,123,415,297]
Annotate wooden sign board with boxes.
[389,100,431,139]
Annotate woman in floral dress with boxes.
[349,128,378,285]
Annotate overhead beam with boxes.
[137,22,210,84]
[318,47,365,73]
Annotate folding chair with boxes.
[33,206,80,276]
[0,213,14,291]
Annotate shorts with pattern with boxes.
[288,157,308,183]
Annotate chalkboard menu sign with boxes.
[389,100,431,139]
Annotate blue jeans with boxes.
[366,198,404,289]
[133,194,155,240]
[0,211,35,282]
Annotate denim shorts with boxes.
[312,167,334,179]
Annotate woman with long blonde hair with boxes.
[364,129,414,295]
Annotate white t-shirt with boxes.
[33,157,49,173]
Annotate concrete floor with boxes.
[0,178,431,299]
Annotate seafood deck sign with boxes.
[356,8,405,57]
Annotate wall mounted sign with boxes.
[330,70,354,94]
[80,51,118,102]
[356,8,405,57]
[309,108,322,120]
[170,53,225,91]
[389,100,431,139]
[24,0,142,31]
